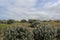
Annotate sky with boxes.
[0,0,60,20]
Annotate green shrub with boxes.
[56,28,60,40]
[20,19,27,23]
[0,20,7,24]
[28,19,38,23]
[30,21,40,28]
[3,26,33,40]
[33,25,57,40]
[7,19,15,24]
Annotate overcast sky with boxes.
[0,0,60,20]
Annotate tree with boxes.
[20,19,27,23]
[7,19,15,24]
[28,19,38,23]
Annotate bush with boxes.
[0,20,7,24]
[56,28,60,40]
[20,19,27,23]
[30,21,40,28]
[0,20,3,23]
[7,19,15,24]
[33,25,57,40]
[3,26,33,40]
[28,19,38,23]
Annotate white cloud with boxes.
[44,0,60,12]
[0,0,60,20]
[40,0,60,20]
[3,0,50,20]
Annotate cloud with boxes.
[40,0,60,20]
[43,0,60,11]
[0,0,60,20]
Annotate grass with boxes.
[0,22,60,40]
[40,21,60,28]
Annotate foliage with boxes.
[0,20,7,24]
[56,28,60,40]
[30,21,40,28]
[0,19,60,40]
[28,19,38,23]
[20,19,27,23]
[7,19,15,24]
[3,26,33,40]
[33,25,57,40]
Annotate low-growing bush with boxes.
[30,21,40,28]
[3,26,33,40]
[2,25,60,40]
[56,28,60,40]
[33,25,57,40]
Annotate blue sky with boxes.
[0,0,60,20]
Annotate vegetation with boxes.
[20,19,27,23]
[33,25,57,40]
[28,19,38,23]
[3,26,33,40]
[56,28,60,40]
[29,21,40,28]
[7,19,15,24]
[0,19,60,40]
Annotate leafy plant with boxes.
[7,19,15,24]
[20,19,27,23]
[30,21,40,28]
[3,26,33,40]
[56,28,60,40]
[33,25,57,40]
